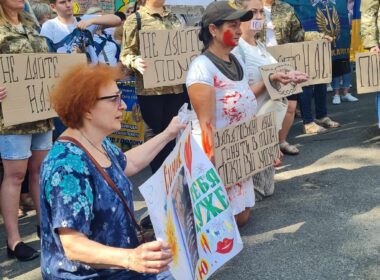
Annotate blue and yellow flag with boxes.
[350,0,365,61]
[284,0,351,62]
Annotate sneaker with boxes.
[341,93,358,102]
[332,95,341,105]
[303,122,328,134]
[327,84,333,92]
[315,117,340,128]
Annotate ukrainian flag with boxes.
[350,0,365,61]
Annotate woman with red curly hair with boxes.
[40,63,184,279]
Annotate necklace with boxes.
[79,130,110,160]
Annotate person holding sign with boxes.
[231,0,308,199]
[0,0,54,262]
[361,0,380,128]
[120,0,189,173]
[186,1,257,226]
[40,64,185,279]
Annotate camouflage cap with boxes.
[202,1,253,26]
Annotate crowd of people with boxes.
[0,0,377,279]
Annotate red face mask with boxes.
[223,29,237,47]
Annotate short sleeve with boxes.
[40,20,53,39]
[45,145,94,235]
[186,55,215,88]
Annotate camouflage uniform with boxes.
[0,13,53,135]
[260,0,323,44]
[361,0,380,48]
[120,6,184,95]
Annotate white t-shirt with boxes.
[40,16,98,63]
[93,33,119,66]
[264,6,278,47]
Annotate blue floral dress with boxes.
[40,138,152,279]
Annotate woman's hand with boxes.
[270,72,291,85]
[370,45,380,53]
[323,35,333,42]
[134,56,147,74]
[163,116,187,141]
[127,241,173,274]
[0,86,7,101]
[287,71,309,84]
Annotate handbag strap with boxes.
[58,136,146,243]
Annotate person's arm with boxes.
[124,117,186,176]
[77,14,122,30]
[288,6,305,43]
[188,83,216,162]
[361,0,380,49]
[120,14,146,73]
[59,228,172,273]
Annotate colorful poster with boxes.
[140,126,243,280]
[109,77,144,151]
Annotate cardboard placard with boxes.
[140,126,243,280]
[0,53,87,127]
[139,27,203,88]
[267,40,332,86]
[213,112,279,187]
[355,52,380,94]
[259,62,303,100]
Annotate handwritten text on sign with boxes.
[355,52,380,94]
[0,53,87,127]
[213,112,279,187]
[259,62,303,100]
[268,40,332,86]
[139,27,203,88]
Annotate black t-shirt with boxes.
[204,50,244,81]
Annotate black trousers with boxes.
[137,92,189,173]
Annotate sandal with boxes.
[303,122,327,135]
[315,117,340,128]
[279,141,299,155]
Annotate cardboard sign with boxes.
[259,62,303,100]
[267,40,332,86]
[140,126,243,280]
[213,112,279,187]
[355,52,380,94]
[0,53,87,127]
[139,27,203,88]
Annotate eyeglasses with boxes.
[97,92,122,107]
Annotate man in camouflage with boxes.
[361,0,380,127]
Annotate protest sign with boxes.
[267,40,332,86]
[139,27,203,88]
[109,78,145,150]
[355,52,380,94]
[213,112,279,187]
[259,62,303,100]
[0,53,86,127]
[140,126,243,280]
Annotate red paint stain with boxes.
[201,122,213,159]
[223,29,237,47]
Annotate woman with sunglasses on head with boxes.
[40,64,185,279]
[231,0,308,199]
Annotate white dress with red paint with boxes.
[186,54,257,215]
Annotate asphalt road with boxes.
[1,91,379,280]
